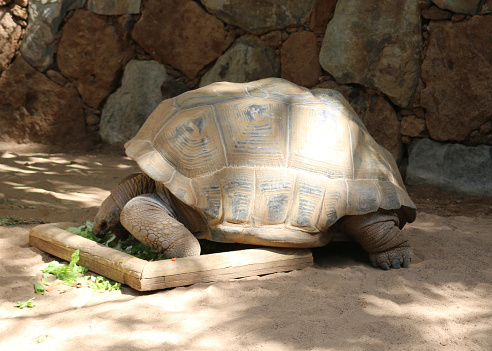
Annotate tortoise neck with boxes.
[111,173,156,211]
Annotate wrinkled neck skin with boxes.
[93,173,156,235]
[111,173,156,210]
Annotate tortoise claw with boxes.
[369,246,413,270]
[402,258,411,268]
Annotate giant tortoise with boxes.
[94,78,416,270]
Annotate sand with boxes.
[1,142,491,351]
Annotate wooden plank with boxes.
[140,256,313,290]
[29,223,146,286]
[29,223,313,291]
[139,248,313,290]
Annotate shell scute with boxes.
[219,168,254,224]
[214,97,289,168]
[191,175,222,224]
[153,105,227,178]
[254,168,296,225]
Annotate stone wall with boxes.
[0,0,491,193]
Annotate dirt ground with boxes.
[1,142,491,351]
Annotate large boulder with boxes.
[57,9,133,109]
[319,0,422,107]
[281,31,321,88]
[132,0,233,79]
[420,16,492,142]
[200,0,316,34]
[0,8,23,73]
[20,0,84,71]
[199,36,280,87]
[406,138,492,196]
[99,60,167,144]
[0,57,86,145]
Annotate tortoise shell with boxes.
[125,78,416,246]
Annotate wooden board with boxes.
[29,223,313,291]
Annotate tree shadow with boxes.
[0,147,138,223]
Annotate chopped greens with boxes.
[34,282,45,295]
[67,221,168,261]
[85,275,121,292]
[40,249,121,293]
[15,298,36,309]
[42,249,88,282]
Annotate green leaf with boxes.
[42,250,88,282]
[40,249,121,293]
[86,275,121,292]
[68,249,80,269]
[15,298,35,309]
[34,282,45,294]
[67,221,168,261]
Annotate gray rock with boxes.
[87,0,141,15]
[20,0,85,71]
[432,0,481,14]
[406,138,492,196]
[200,0,316,34]
[319,0,422,107]
[199,36,280,87]
[99,60,167,144]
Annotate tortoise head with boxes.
[94,194,122,237]
[94,173,156,237]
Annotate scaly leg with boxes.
[343,211,413,270]
[120,194,201,258]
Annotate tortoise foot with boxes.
[369,246,413,270]
[343,210,414,270]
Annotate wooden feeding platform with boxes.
[29,223,313,291]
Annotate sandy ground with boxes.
[1,142,491,351]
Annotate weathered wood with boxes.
[139,255,313,291]
[29,223,313,291]
[29,223,146,286]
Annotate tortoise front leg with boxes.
[120,194,201,258]
[343,211,413,270]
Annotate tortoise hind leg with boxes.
[120,194,201,258]
[343,210,413,270]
